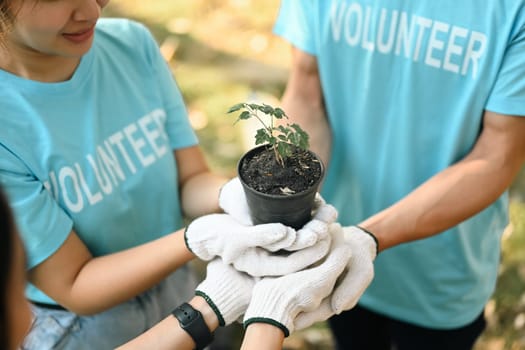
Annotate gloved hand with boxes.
[185,214,296,263]
[218,177,338,250]
[218,177,253,226]
[289,224,378,330]
[242,225,351,336]
[232,234,332,277]
[286,193,338,250]
[329,225,378,313]
[195,258,256,326]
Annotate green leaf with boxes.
[227,102,312,165]
[255,129,271,145]
[260,104,273,115]
[227,103,246,113]
[239,110,251,120]
[273,107,287,119]
[277,142,292,158]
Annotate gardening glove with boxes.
[232,234,332,277]
[243,226,352,337]
[185,214,295,263]
[219,177,338,251]
[218,177,253,226]
[294,297,333,331]
[195,258,256,326]
[286,224,379,329]
[329,225,378,314]
[285,193,338,251]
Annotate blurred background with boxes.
[103,1,525,349]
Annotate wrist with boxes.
[244,317,289,337]
[241,322,286,350]
[172,299,215,350]
[355,225,379,256]
[189,296,220,331]
[194,291,225,327]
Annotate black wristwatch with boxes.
[172,302,214,350]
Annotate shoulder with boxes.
[93,18,160,66]
[94,18,157,51]
[95,18,151,38]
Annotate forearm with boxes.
[116,296,219,350]
[181,171,228,219]
[240,323,285,350]
[361,141,524,251]
[31,229,195,315]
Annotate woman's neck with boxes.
[0,45,81,82]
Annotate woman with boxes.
[0,0,333,348]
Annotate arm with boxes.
[280,48,332,167]
[361,111,525,251]
[118,258,255,349]
[28,146,224,315]
[176,146,229,219]
[115,296,219,350]
[240,323,285,350]
[28,228,194,315]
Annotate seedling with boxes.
[227,102,309,166]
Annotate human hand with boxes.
[329,225,377,314]
[242,227,351,336]
[195,258,256,326]
[185,214,295,263]
[218,177,338,250]
[218,177,253,225]
[286,193,338,250]
[232,234,332,277]
[282,224,378,331]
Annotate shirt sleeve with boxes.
[273,0,318,56]
[137,23,199,150]
[0,145,72,269]
[485,15,525,116]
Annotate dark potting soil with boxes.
[240,147,322,195]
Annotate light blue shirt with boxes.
[275,0,525,328]
[0,19,198,304]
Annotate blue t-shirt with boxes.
[275,1,525,328]
[0,19,198,304]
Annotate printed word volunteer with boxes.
[330,2,487,79]
[44,109,170,213]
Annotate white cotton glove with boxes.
[195,258,256,326]
[185,214,296,263]
[232,234,331,277]
[273,224,378,331]
[218,177,338,250]
[329,225,378,314]
[286,193,338,250]
[218,177,253,226]
[242,226,351,336]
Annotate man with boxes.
[273,1,525,349]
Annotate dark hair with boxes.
[0,0,19,46]
[0,185,14,349]
[0,1,11,41]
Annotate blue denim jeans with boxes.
[21,266,197,350]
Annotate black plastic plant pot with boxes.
[237,145,325,230]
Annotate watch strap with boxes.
[172,302,214,350]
